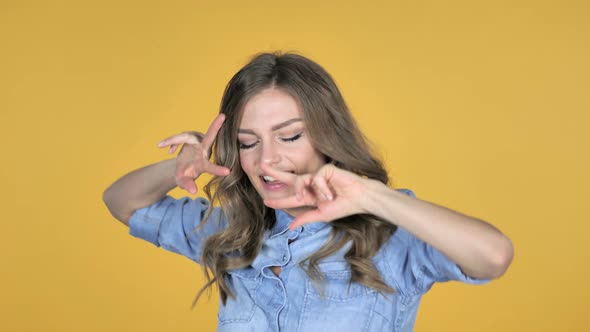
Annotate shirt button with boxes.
[282,255,287,262]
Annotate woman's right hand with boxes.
[156,114,230,194]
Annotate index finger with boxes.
[158,132,201,147]
[201,113,226,149]
[259,162,298,186]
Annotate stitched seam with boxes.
[380,243,407,298]
[217,275,260,324]
[296,287,311,332]
[372,310,393,330]
[362,293,378,332]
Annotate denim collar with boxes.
[270,209,329,238]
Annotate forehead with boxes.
[239,88,302,128]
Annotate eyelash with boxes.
[239,132,303,150]
[283,132,303,142]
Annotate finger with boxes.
[295,174,312,201]
[201,114,226,149]
[178,178,198,194]
[260,162,297,186]
[158,132,201,147]
[289,210,325,230]
[204,162,231,177]
[311,175,333,201]
[168,144,179,154]
[264,196,307,210]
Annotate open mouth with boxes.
[259,171,295,184]
[261,175,276,183]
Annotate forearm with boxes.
[103,158,178,226]
[363,181,514,279]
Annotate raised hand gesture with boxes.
[261,162,375,230]
[157,114,230,194]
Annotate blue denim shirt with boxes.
[129,189,488,332]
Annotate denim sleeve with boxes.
[407,229,490,292]
[380,189,490,295]
[128,195,226,264]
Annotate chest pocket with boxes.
[217,268,261,325]
[299,262,379,332]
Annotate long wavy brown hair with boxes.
[192,52,397,307]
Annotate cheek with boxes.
[239,152,255,176]
[295,147,326,171]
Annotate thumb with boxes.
[289,210,325,230]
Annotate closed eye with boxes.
[239,141,258,150]
[239,132,302,149]
[281,132,303,142]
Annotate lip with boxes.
[261,180,288,191]
[256,168,297,193]
[258,174,289,192]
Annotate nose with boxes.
[260,140,281,166]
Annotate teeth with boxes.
[263,175,276,182]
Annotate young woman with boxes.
[103,52,514,332]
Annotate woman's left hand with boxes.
[261,163,377,230]
[262,163,514,279]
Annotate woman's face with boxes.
[238,88,326,216]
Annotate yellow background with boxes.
[1,0,588,331]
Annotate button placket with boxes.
[283,230,298,265]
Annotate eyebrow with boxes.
[238,118,303,135]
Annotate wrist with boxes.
[362,180,411,227]
[360,178,390,215]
